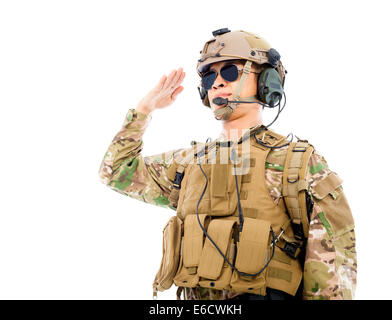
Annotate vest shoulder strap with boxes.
[167,148,194,209]
[282,140,314,240]
[168,139,218,208]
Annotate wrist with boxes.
[136,103,153,116]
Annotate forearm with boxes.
[98,108,150,185]
[303,201,356,300]
[302,151,357,299]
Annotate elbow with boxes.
[98,163,113,186]
[98,174,110,186]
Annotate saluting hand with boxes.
[136,68,186,115]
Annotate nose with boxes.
[212,72,228,90]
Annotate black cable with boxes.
[264,91,286,129]
[254,129,293,150]
[253,92,293,150]
[232,149,244,236]
[196,157,276,277]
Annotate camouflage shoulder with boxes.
[265,145,288,172]
[308,147,330,175]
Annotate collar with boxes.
[191,123,278,159]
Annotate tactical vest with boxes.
[153,128,314,298]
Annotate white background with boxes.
[0,0,390,300]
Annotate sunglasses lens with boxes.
[202,71,217,90]
[202,64,239,90]
[221,64,239,82]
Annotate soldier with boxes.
[98,29,357,300]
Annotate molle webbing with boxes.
[282,141,314,240]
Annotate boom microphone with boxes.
[212,97,229,105]
[212,97,268,107]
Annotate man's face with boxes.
[206,60,259,115]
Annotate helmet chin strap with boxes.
[213,60,258,120]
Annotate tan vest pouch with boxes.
[198,218,236,290]
[230,217,271,296]
[173,214,209,288]
[152,215,183,295]
[179,161,242,218]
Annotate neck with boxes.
[221,103,263,140]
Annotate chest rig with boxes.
[163,128,313,297]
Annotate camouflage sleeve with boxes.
[98,108,185,210]
[302,150,357,300]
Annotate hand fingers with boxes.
[155,75,167,91]
[173,70,186,89]
[162,69,177,90]
[163,68,184,91]
[171,67,183,87]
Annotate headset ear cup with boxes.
[258,68,284,107]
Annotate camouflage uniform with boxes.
[98,108,357,300]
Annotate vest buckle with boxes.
[282,241,301,259]
[292,222,305,241]
[292,146,306,152]
[173,171,185,189]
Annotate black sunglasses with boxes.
[202,63,259,90]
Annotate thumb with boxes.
[171,86,184,100]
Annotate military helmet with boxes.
[197,28,286,116]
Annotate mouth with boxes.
[213,93,231,99]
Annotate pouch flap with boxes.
[183,214,209,268]
[153,215,183,292]
[235,218,271,274]
[312,172,343,200]
[211,164,228,198]
[197,219,236,280]
[163,216,183,258]
[210,161,241,216]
